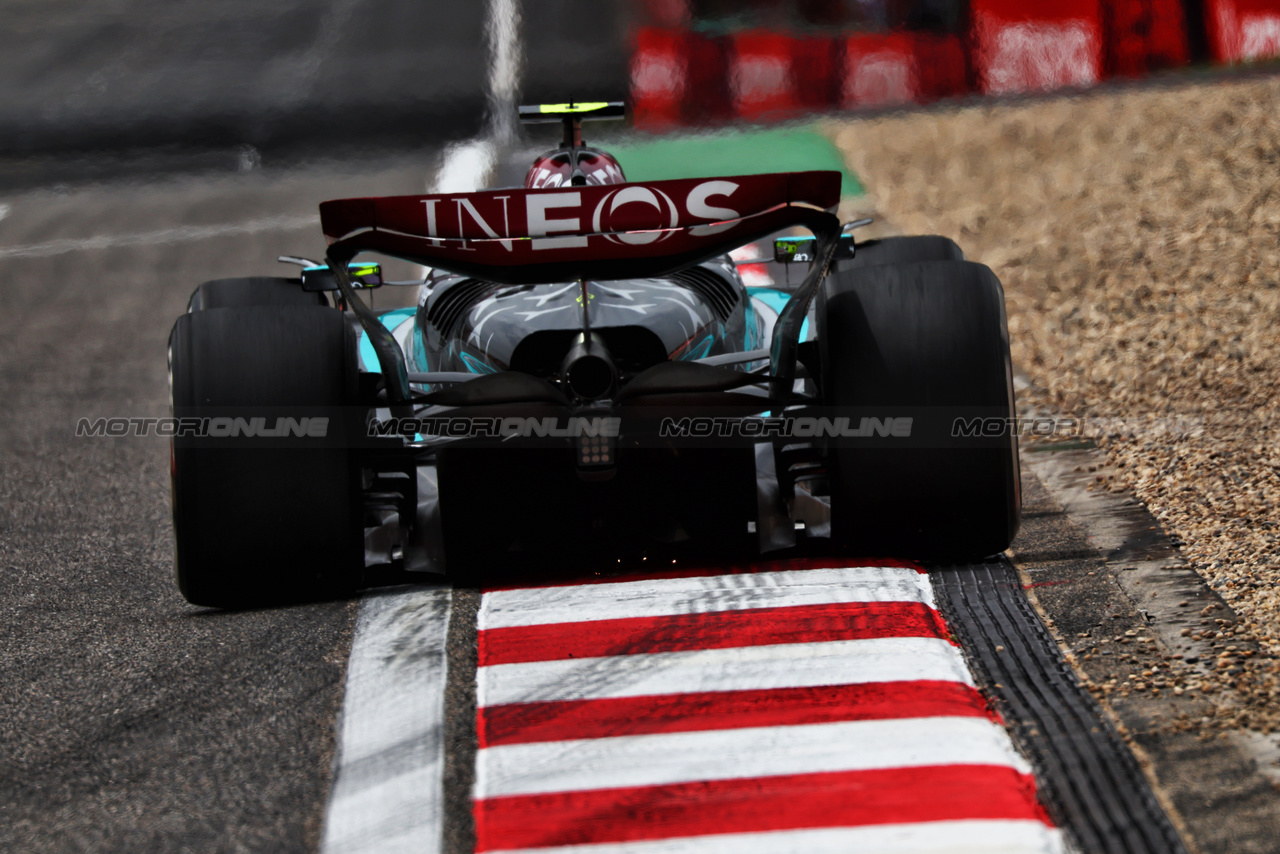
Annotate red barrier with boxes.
[629,0,1276,131]
[729,30,800,121]
[969,0,1105,94]
[791,34,841,112]
[911,33,969,102]
[1205,0,1280,63]
[840,32,920,108]
[683,32,734,125]
[631,27,688,129]
[1106,0,1190,76]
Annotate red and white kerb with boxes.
[472,559,1064,853]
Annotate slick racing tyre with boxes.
[839,235,964,271]
[168,305,363,608]
[186,277,328,312]
[818,259,1020,559]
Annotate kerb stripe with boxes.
[478,636,973,707]
[480,556,926,593]
[479,601,950,666]
[481,566,935,630]
[478,680,994,747]
[476,819,1065,853]
[473,764,1051,852]
[476,717,1028,797]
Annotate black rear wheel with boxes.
[168,305,363,608]
[186,276,327,312]
[817,259,1019,559]
[840,235,964,271]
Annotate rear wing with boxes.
[320,171,842,284]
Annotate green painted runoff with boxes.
[607,126,863,196]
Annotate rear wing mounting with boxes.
[319,170,843,410]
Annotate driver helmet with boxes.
[525,147,626,189]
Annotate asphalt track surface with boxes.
[0,0,628,163]
[0,156,438,852]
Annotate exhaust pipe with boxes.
[561,333,617,400]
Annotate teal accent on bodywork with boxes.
[358,308,417,373]
[748,287,790,314]
[460,352,500,375]
[381,307,417,326]
[412,323,430,374]
[305,262,380,276]
[678,335,715,362]
[748,287,811,341]
[357,307,423,441]
[743,299,760,350]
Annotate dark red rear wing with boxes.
[320,171,841,283]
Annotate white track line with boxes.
[477,636,972,707]
[434,140,498,195]
[320,587,451,854]
[477,716,1029,797]
[0,213,318,260]
[484,0,523,143]
[481,566,934,629]
[323,1,517,847]
[483,819,1067,854]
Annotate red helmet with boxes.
[525,146,626,189]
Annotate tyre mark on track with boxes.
[0,213,318,259]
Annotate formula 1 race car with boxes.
[167,102,1019,607]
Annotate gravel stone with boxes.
[830,75,1280,735]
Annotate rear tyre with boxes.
[168,305,363,608]
[187,277,327,312]
[818,260,1019,559]
[840,235,963,271]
